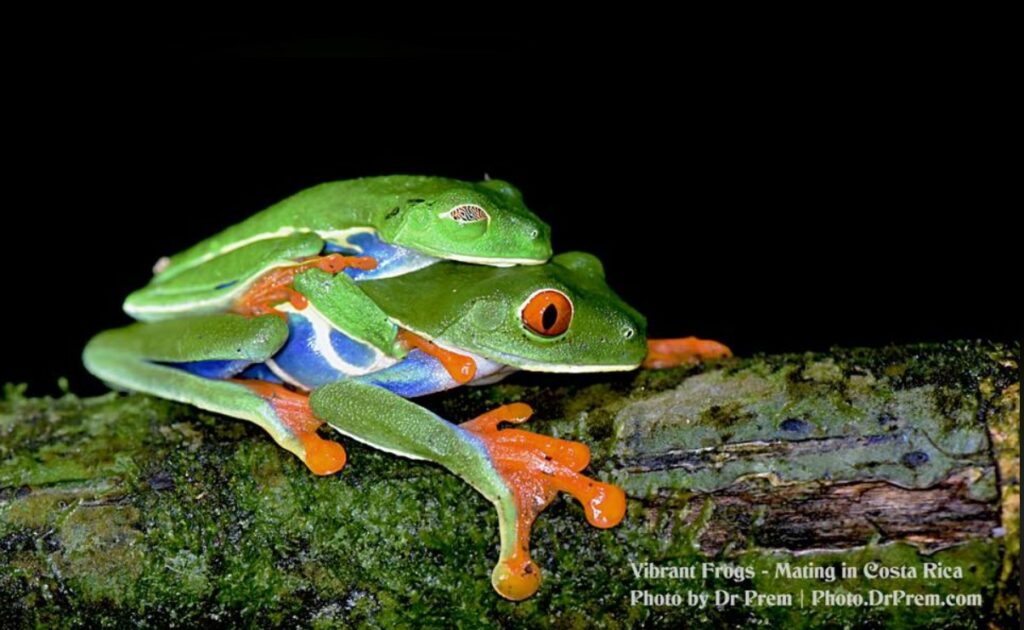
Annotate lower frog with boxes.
[84,252,729,600]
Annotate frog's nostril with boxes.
[623,327,635,339]
[529,228,539,239]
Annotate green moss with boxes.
[0,342,1017,627]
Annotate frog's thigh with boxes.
[127,233,325,320]
[152,232,325,287]
[83,314,312,463]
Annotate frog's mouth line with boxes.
[392,319,642,375]
[436,338,640,374]
[438,253,546,266]
[513,362,640,373]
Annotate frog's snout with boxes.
[522,222,552,261]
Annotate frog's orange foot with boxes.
[643,336,732,369]
[460,403,627,600]
[233,254,378,319]
[234,379,347,475]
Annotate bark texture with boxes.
[0,341,1019,628]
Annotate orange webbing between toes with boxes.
[461,403,627,600]
[643,336,732,369]
[233,379,347,475]
[232,254,377,319]
[397,329,477,384]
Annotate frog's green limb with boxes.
[292,268,405,358]
[309,380,626,601]
[125,233,325,320]
[82,314,344,475]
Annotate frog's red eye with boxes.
[521,289,573,337]
[447,204,489,223]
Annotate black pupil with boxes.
[541,304,558,331]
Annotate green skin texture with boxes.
[83,252,648,599]
[125,176,552,322]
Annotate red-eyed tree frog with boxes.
[83,181,730,601]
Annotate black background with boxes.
[4,32,1018,395]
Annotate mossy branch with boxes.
[1,342,1019,628]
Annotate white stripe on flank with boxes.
[265,359,310,391]
[275,302,398,377]
[207,226,303,261]
[191,227,376,268]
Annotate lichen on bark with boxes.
[0,341,1019,628]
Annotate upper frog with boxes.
[124,175,552,321]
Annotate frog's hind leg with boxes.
[230,380,347,475]
[310,380,626,601]
[83,313,346,475]
[643,336,732,369]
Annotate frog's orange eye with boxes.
[447,204,489,223]
[521,289,573,337]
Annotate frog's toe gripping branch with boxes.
[462,403,622,602]
[460,404,626,600]
[643,336,732,369]
[309,381,626,601]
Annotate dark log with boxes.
[0,341,1019,627]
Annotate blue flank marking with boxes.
[324,231,437,281]
[164,358,253,379]
[270,312,350,388]
[270,309,455,395]
[214,279,239,290]
[352,350,456,397]
[238,363,283,384]
[163,302,457,399]
[328,328,376,368]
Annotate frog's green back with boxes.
[155,175,551,284]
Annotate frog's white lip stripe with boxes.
[510,362,638,373]
[390,318,639,374]
[441,254,546,266]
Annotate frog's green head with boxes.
[377,178,552,265]
[364,252,648,371]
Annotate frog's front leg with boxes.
[232,253,377,318]
[643,336,732,368]
[82,314,347,475]
[310,380,626,601]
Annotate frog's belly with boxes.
[261,308,511,397]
